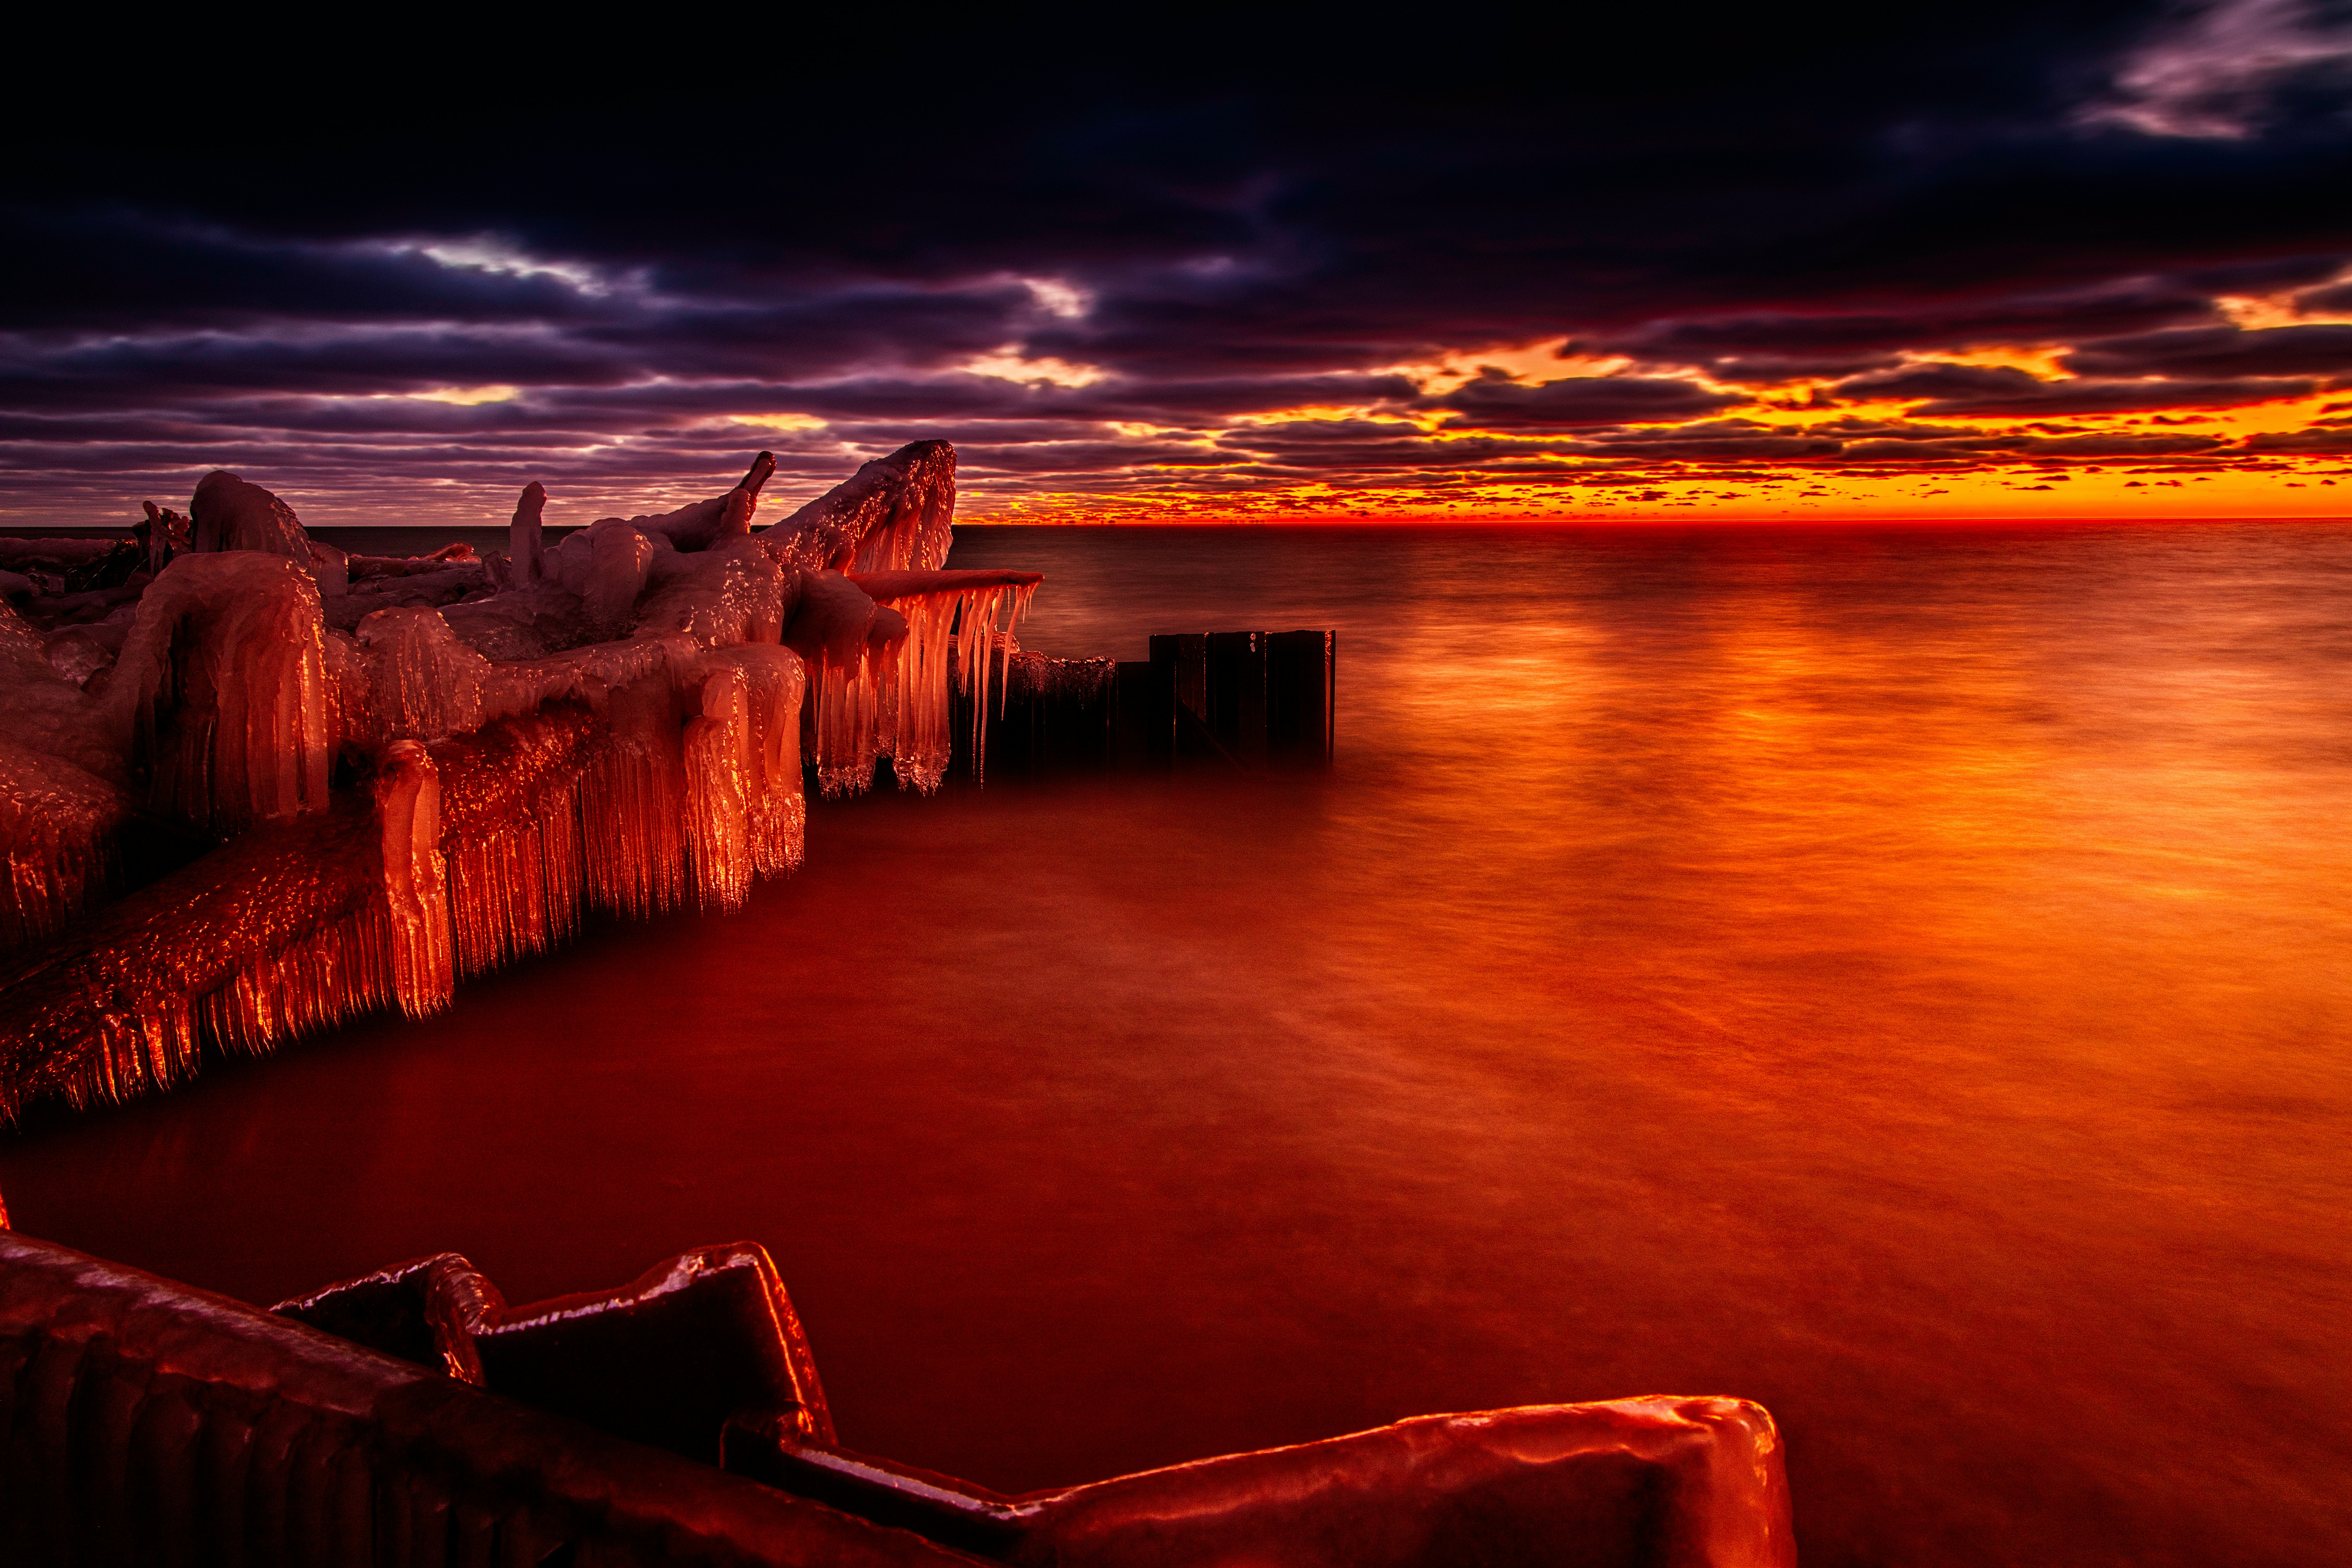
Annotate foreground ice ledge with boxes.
[0,443,1038,1119]
[0,1230,1797,1567]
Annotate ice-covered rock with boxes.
[511,482,548,582]
[0,600,120,785]
[41,628,112,690]
[189,470,313,558]
[763,441,956,573]
[0,736,132,956]
[622,451,778,554]
[584,521,664,637]
[352,607,489,746]
[636,535,796,649]
[110,554,334,832]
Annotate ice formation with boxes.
[509,481,547,583]
[189,470,313,558]
[0,441,1006,1117]
[0,736,129,955]
[0,1233,1797,1568]
[0,600,132,954]
[108,553,335,832]
[765,440,958,572]
[850,570,1041,791]
[375,739,454,1017]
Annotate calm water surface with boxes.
[7,522,2350,1567]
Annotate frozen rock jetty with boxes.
[0,443,1038,1118]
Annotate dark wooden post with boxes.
[1266,630,1334,768]
[1205,631,1269,766]
[1111,661,1173,768]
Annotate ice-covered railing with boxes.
[0,438,988,1118]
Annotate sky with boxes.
[6,3,2352,528]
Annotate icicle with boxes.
[696,646,806,876]
[424,706,601,978]
[810,647,884,798]
[683,666,752,912]
[783,570,897,797]
[0,737,130,956]
[110,553,334,833]
[374,740,454,1017]
[847,570,1041,792]
[579,674,690,918]
[950,579,1038,785]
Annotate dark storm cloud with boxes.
[2245,427,2352,453]
[1433,372,1749,430]
[2295,280,2352,313]
[1834,362,2322,414]
[2059,323,2352,377]
[0,209,607,331]
[4,4,2351,519]
[1592,282,2228,376]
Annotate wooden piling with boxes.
[950,630,1331,782]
